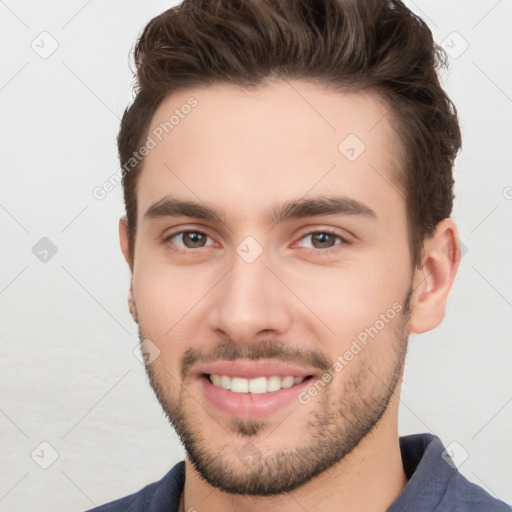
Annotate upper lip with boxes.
[194,360,317,379]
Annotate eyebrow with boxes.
[145,197,225,223]
[144,195,377,225]
[269,195,377,224]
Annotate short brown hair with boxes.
[118,0,462,269]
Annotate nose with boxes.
[207,248,294,345]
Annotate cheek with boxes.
[282,259,410,364]
[133,269,194,381]
[132,255,201,339]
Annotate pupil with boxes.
[314,233,333,248]
[186,232,205,247]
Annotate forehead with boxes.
[137,79,404,224]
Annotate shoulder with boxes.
[439,471,511,512]
[393,434,510,512]
[83,460,186,512]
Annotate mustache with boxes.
[180,340,332,381]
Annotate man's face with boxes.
[123,80,416,495]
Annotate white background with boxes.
[1,0,511,510]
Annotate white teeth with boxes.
[230,377,249,393]
[267,376,282,392]
[208,374,307,393]
[220,375,230,389]
[281,376,295,389]
[248,376,267,394]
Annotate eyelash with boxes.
[162,228,351,256]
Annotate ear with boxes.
[119,217,138,324]
[119,216,133,271]
[409,218,461,334]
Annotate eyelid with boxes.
[293,227,351,253]
[162,227,217,249]
[295,226,352,242]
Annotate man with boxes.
[88,0,510,511]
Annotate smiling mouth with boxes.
[202,373,314,394]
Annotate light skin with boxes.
[119,79,460,512]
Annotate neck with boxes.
[180,404,408,512]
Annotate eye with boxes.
[296,229,349,254]
[162,228,350,255]
[163,230,216,251]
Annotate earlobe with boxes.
[409,218,461,334]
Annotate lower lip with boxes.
[199,375,313,420]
